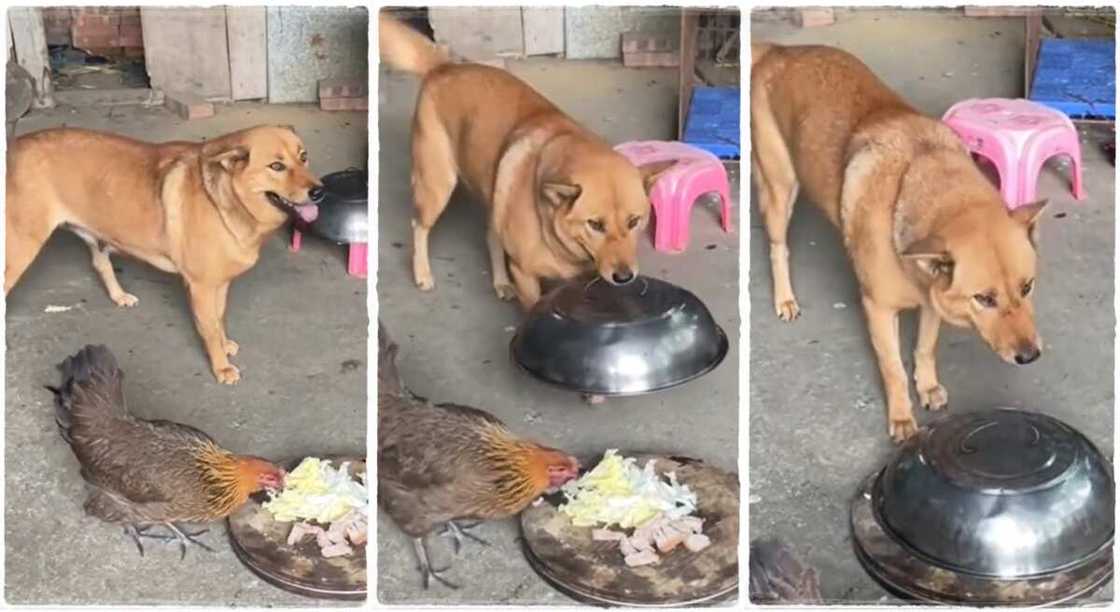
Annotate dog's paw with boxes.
[919,384,948,411]
[215,365,241,385]
[111,292,139,308]
[494,282,517,301]
[889,416,919,443]
[223,339,240,357]
[415,275,435,292]
[582,393,606,405]
[775,299,801,322]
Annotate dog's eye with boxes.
[1021,279,1034,296]
[973,293,997,308]
[627,216,641,230]
[587,219,605,232]
[269,162,286,172]
[299,151,308,163]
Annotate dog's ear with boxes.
[902,237,954,279]
[637,159,678,194]
[1009,199,1048,247]
[206,145,250,173]
[541,182,582,208]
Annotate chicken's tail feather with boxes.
[49,345,128,443]
[378,320,405,399]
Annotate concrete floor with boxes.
[378,59,740,604]
[750,9,1114,604]
[5,102,367,605]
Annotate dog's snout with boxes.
[1014,345,1041,365]
[612,270,635,285]
[308,185,326,203]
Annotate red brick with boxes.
[164,91,215,120]
[318,78,367,99]
[320,96,369,112]
[623,50,679,68]
[622,32,674,54]
[73,34,120,50]
[796,8,835,28]
[118,24,143,47]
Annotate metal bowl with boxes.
[851,408,1114,605]
[510,275,728,396]
[306,168,367,244]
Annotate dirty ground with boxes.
[378,58,740,604]
[749,9,1114,604]
[5,102,367,605]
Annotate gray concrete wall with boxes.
[565,6,680,60]
[267,6,367,104]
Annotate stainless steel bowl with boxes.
[510,275,729,396]
[852,408,1114,605]
[306,168,367,244]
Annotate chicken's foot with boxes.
[438,520,490,555]
[413,537,459,589]
[163,523,216,560]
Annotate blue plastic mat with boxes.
[1029,38,1115,119]
[683,86,740,159]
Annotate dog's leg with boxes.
[487,228,516,301]
[914,303,948,411]
[215,281,238,357]
[186,281,240,385]
[84,240,139,308]
[751,104,800,321]
[411,103,457,292]
[508,262,541,311]
[5,214,54,295]
[862,296,917,442]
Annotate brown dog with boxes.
[751,44,1046,442]
[6,126,323,384]
[379,13,675,309]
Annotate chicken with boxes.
[378,321,580,589]
[749,538,823,605]
[47,345,284,559]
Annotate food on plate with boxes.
[263,457,368,558]
[560,450,711,565]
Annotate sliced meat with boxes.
[321,542,354,558]
[673,516,704,534]
[684,533,711,552]
[619,535,639,557]
[624,549,660,567]
[346,517,368,546]
[287,522,325,546]
[654,524,687,553]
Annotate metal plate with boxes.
[227,455,367,601]
[520,453,739,607]
[511,276,730,397]
[852,470,1113,606]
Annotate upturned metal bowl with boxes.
[510,275,728,396]
[306,168,367,244]
[852,408,1114,606]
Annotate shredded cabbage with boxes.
[559,450,696,529]
[262,457,368,524]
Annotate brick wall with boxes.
[62,7,144,55]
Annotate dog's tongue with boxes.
[296,204,319,223]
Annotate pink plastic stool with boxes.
[941,98,1086,209]
[290,226,368,278]
[614,140,733,253]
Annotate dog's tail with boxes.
[379,12,450,77]
[751,42,777,68]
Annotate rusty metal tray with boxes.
[520,453,739,607]
[227,455,367,601]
